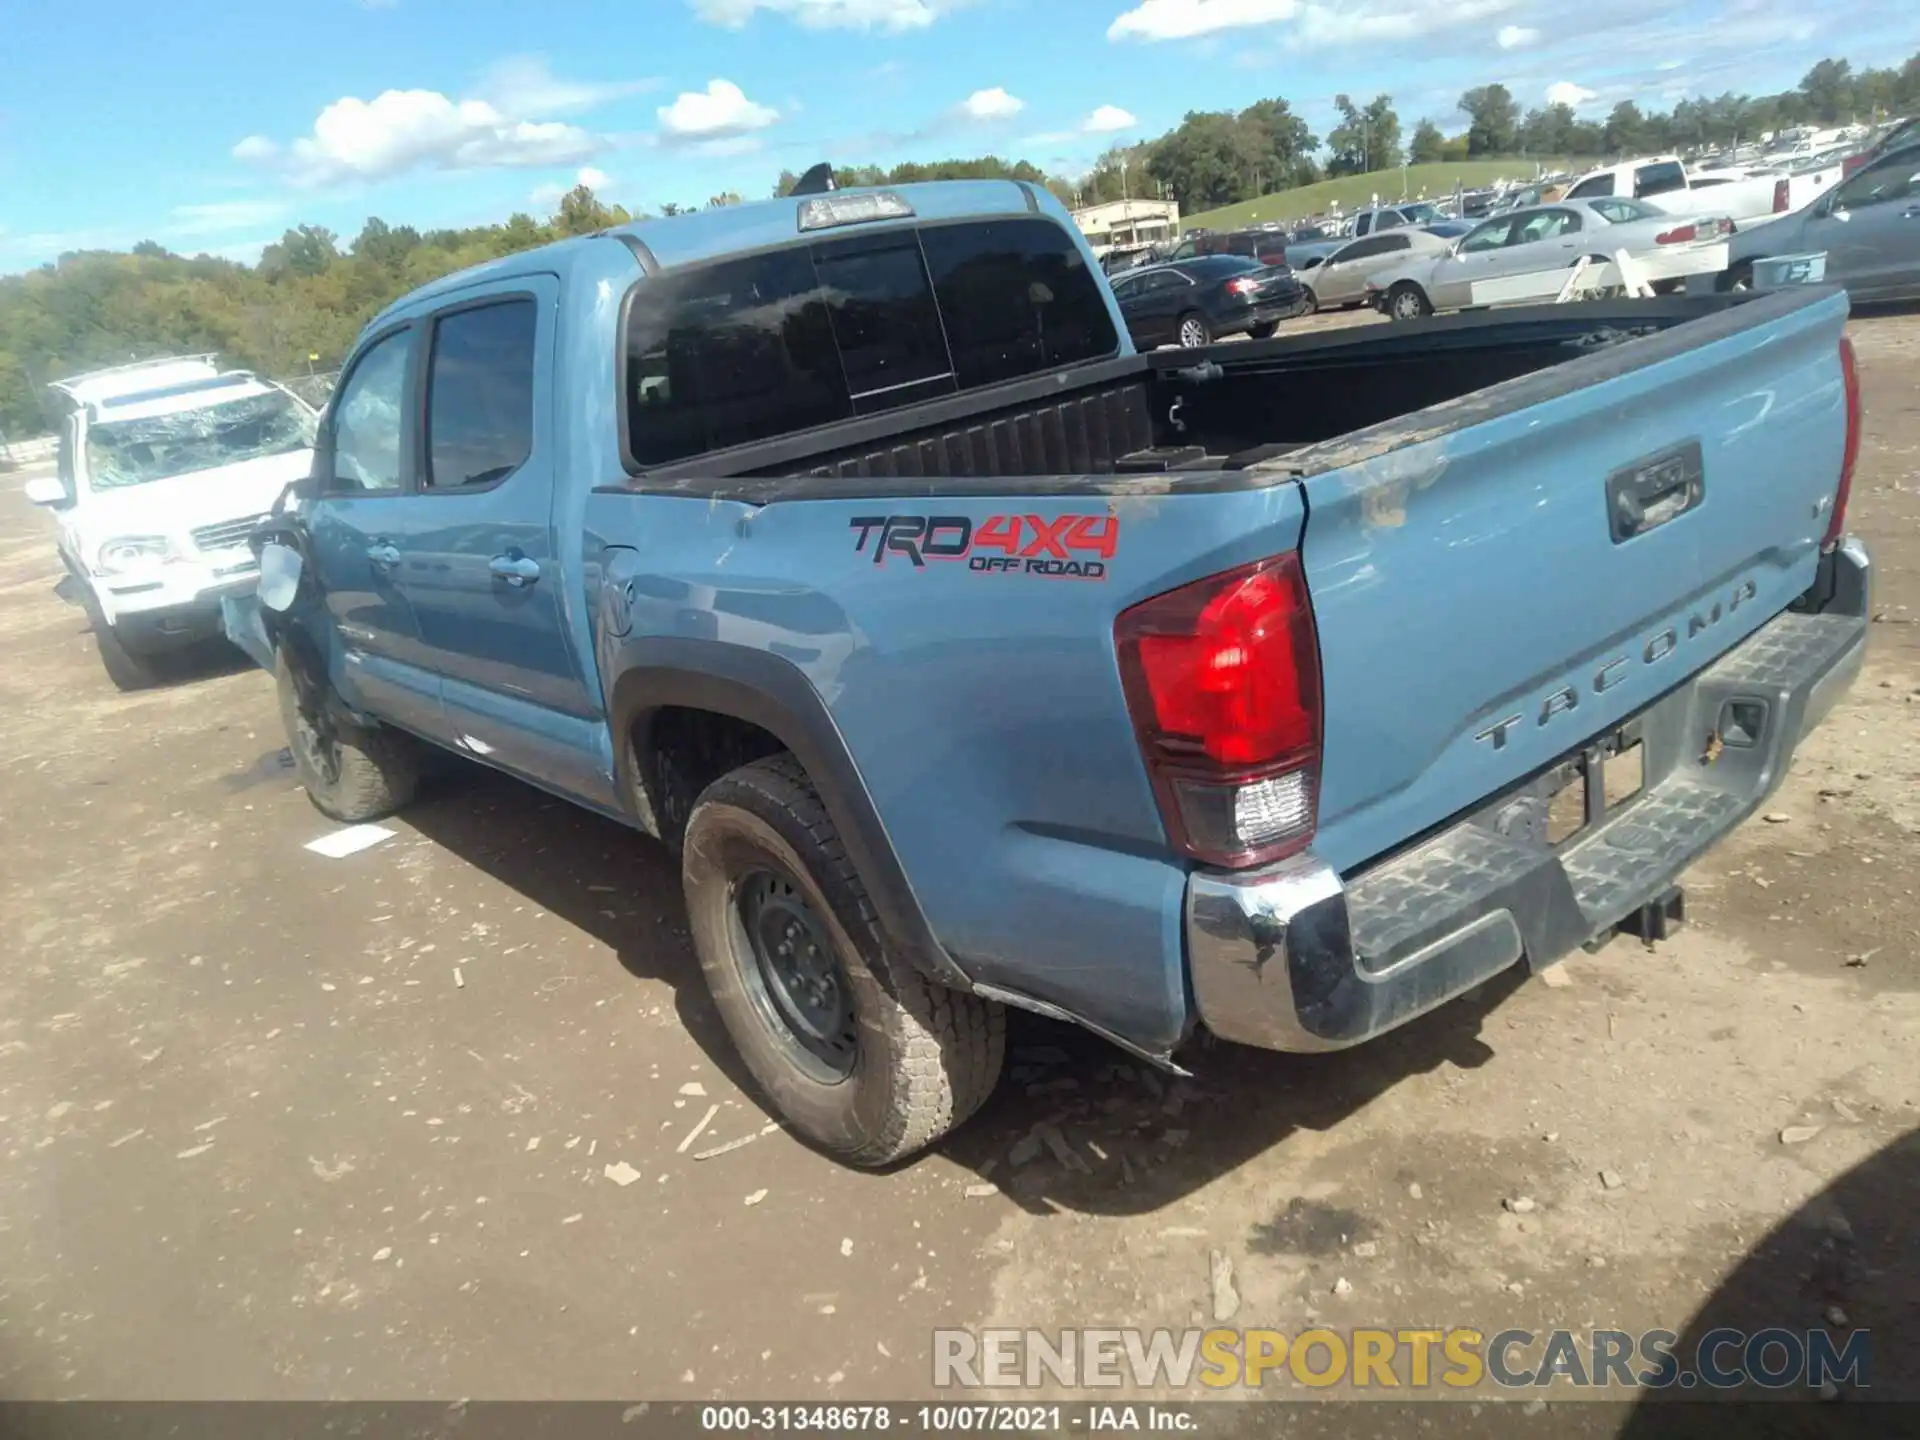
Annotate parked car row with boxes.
[1365,198,1735,320]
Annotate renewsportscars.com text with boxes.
[933,1326,1872,1392]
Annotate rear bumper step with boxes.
[1186,537,1870,1054]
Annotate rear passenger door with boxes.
[388,277,610,802]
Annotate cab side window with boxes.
[327,330,412,495]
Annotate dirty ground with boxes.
[0,306,1914,1414]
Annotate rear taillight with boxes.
[1773,178,1791,212]
[1655,223,1698,245]
[1115,554,1323,868]
[1827,335,1862,552]
[1226,277,1261,295]
[1842,153,1865,179]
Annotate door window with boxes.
[1460,217,1517,253]
[327,330,411,495]
[1511,209,1581,244]
[425,299,538,489]
[1832,155,1920,211]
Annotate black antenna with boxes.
[792,162,838,196]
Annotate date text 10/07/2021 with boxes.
[699,1405,1194,1432]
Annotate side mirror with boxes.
[24,476,69,508]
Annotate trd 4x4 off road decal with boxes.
[849,514,1118,579]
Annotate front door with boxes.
[1812,152,1920,297]
[383,278,612,807]
[1428,216,1517,307]
[304,324,445,738]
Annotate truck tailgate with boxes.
[1292,287,1853,876]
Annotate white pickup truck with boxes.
[1563,154,1844,233]
[25,355,319,689]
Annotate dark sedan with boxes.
[1109,256,1309,348]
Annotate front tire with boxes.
[1385,282,1432,321]
[1298,286,1319,315]
[276,648,419,822]
[683,755,1005,1167]
[1176,312,1212,348]
[94,619,161,691]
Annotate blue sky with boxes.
[2,0,1915,271]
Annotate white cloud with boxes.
[1546,81,1599,107]
[1292,0,1516,47]
[658,80,780,140]
[531,168,614,208]
[1108,0,1297,41]
[692,0,946,30]
[1084,104,1139,133]
[477,56,655,116]
[167,200,292,236]
[236,86,606,186]
[959,87,1024,121]
[1496,23,1538,46]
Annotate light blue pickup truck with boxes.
[228,178,1869,1166]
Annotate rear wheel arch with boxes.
[607,641,971,991]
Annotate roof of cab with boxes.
[367,178,1058,330]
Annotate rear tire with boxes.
[1176,312,1212,348]
[1385,282,1432,321]
[1248,321,1278,339]
[276,648,419,822]
[683,755,1005,1167]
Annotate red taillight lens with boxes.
[1773,179,1791,213]
[1827,335,1862,551]
[1115,554,1323,867]
[1655,223,1698,245]
[1226,277,1260,295]
[1842,153,1865,179]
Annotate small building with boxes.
[1071,198,1180,256]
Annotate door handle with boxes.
[490,553,541,587]
[366,541,400,569]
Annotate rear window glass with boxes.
[624,218,1117,466]
[1569,174,1616,199]
[1634,162,1687,198]
[919,218,1118,389]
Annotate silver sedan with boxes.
[1296,229,1454,312]
[1369,198,1729,318]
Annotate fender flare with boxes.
[606,637,973,992]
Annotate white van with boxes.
[25,355,318,688]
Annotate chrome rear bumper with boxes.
[1187,539,1871,1053]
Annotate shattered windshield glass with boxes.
[85,391,317,490]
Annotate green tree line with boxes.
[4,53,1916,438]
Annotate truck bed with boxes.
[613,296,1757,504]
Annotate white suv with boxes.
[26,355,318,689]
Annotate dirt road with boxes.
[1,310,1914,1411]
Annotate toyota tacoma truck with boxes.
[26,354,320,689]
[224,178,1869,1167]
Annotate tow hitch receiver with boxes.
[1617,885,1687,949]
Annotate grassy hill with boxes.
[1182,160,1568,232]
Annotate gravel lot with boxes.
[1,305,1914,1414]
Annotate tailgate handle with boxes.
[1607,441,1704,543]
